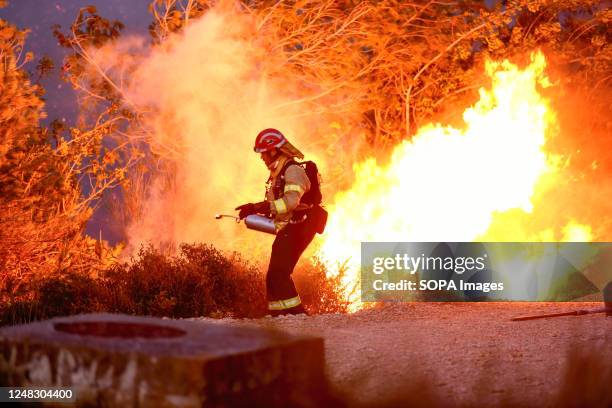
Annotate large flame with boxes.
[317,51,591,309]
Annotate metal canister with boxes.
[244,214,277,235]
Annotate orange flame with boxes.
[317,51,592,310]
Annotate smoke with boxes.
[86,2,612,268]
[124,8,277,256]
[87,3,360,258]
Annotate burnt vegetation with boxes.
[1,0,611,325]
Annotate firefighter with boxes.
[236,128,323,316]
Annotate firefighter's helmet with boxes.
[254,128,287,153]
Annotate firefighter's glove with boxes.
[235,203,255,219]
[253,200,270,216]
[235,201,270,219]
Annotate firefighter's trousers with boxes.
[266,216,316,316]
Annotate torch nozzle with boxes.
[215,214,240,222]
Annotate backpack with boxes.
[276,160,323,205]
[298,160,323,205]
[275,159,327,234]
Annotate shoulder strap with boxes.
[280,159,299,176]
[272,159,298,199]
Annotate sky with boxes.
[0,0,152,125]
[0,0,153,243]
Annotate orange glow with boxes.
[317,52,592,310]
[561,221,593,242]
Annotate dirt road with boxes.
[194,302,611,407]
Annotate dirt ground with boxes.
[194,302,612,407]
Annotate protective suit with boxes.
[237,129,321,315]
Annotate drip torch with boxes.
[215,214,277,235]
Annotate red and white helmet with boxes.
[254,128,287,153]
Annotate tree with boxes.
[0,4,129,308]
[53,0,612,248]
[143,0,609,141]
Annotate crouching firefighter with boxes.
[236,128,327,316]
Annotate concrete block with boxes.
[0,314,327,407]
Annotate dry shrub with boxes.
[0,244,265,325]
[0,243,348,326]
[0,272,103,326]
[295,258,351,315]
[100,243,267,318]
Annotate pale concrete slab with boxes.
[0,313,327,407]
